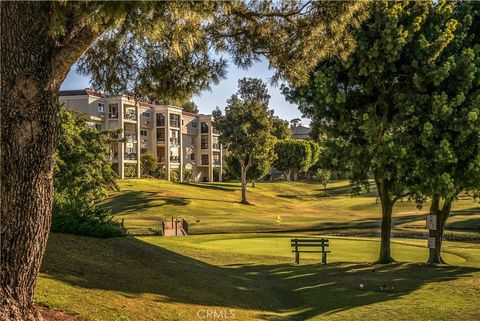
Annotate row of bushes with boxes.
[52,200,127,238]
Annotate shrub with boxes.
[125,164,137,178]
[170,169,180,182]
[52,200,127,238]
[141,153,159,177]
[183,168,193,182]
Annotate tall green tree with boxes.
[1,1,366,317]
[55,108,118,203]
[401,1,480,264]
[181,101,200,114]
[284,1,474,263]
[224,154,271,187]
[271,116,292,140]
[274,139,313,181]
[213,79,277,203]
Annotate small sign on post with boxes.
[426,214,437,230]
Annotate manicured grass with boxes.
[102,179,480,236]
[37,233,480,321]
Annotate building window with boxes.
[156,114,165,127]
[201,154,209,165]
[201,138,208,149]
[201,122,209,133]
[191,121,197,128]
[97,102,105,112]
[94,124,102,131]
[143,111,151,118]
[190,153,195,160]
[156,129,165,142]
[141,130,148,137]
[170,114,180,127]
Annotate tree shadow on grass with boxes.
[101,190,239,216]
[186,182,238,192]
[41,234,480,321]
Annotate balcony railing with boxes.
[212,143,220,150]
[170,156,180,163]
[124,113,137,121]
[170,138,180,147]
[213,160,221,166]
[157,156,165,163]
[125,133,137,142]
[109,113,118,119]
[124,153,137,160]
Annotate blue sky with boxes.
[61,58,309,125]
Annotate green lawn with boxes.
[37,233,480,321]
[102,179,480,237]
[36,180,480,320]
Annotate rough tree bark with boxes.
[428,195,453,265]
[0,3,102,320]
[374,172,395,264]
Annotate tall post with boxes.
[118,98,125,179]
[219,143,223,182]
[135,101,141,178]
[179,113,184,182]
[150,109,157,155]
[208,120,214,182]
[166,110,171,181]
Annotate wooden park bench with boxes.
[291,238,331,265]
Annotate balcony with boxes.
[212,143,220,150]
[201,143,208,149]
[124,113,137,121]
[213,129,220,135]
[109,113,118,119]
[170,156,180,163]
[124,153,137,160]
[170,138,180,147]
[213,160,221,166]
[157,156,165,163]
[201,159,209,165]
[125,133,137,142]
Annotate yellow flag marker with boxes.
[275,214,281,223]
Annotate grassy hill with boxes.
[101,179,480,237]
[37,233,480,321]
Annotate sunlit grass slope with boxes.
[36,233,480,321]
[101,179,480,235]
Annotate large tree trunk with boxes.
[240,165,248,204]
[284,169,291,181]
[1,3,101,320]
[374,174,395,264]
[428,195,452,265]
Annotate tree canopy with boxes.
[1,1,369,318]
[213,78,277,203]
[283,0,480,263]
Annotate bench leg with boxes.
[322,252,327,265]
[295,250,299,264]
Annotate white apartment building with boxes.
[59,89,223,182]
